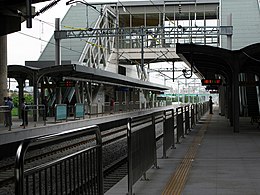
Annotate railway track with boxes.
[103,155,128,193]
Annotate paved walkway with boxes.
[106,107,260,195]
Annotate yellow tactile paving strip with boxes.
[162,114,212,195]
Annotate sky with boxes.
[8,1,69,65]
[7,0,142,65]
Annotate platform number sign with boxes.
[57,80,75,87]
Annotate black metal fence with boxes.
[162,109,175,158]
[22,104,46,129]
[127,113,157,195]
[15,125,103,195]
[14,102,209,195]
[176,106,184,143]
[0,105,11,131]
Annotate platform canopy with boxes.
[8,64,169,91]
[176,43,260,83]
[0,0,51,35]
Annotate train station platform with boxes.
[106,107,260,195]
[0,112,128,146]
[0,106,174,146]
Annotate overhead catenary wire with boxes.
[33,6,112,56]
[18,31,83,55]
[34,0,62,16]
[31,1,189,82]
[33,1,175,69]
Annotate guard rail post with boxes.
[195,103,198,122]
[0,106,12,131]
[23,105,46,128]
[176,107,184,144]
[190,104,195,128]
[127,113,157,195]
[184,105,190,134]
[127,118,133,195]
[162,109,175,159]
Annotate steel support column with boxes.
[17,79,25,119]
[33,72,39,122]
[0,36,8,124]
[232,60,240,133]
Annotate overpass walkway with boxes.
[106,106,260,195]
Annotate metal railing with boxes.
[57,25,233,49]
[127,113,157,195]
[22,104,46,129]
[14,102,209,195]
[184,105,190,135]
[15,125,103,195]
[191,104,195,128]
[0,105,11,131]
[117,26,232,48]
[126,103,208,194]
[176,106,184,143]
[162,109,175,159]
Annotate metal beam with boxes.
[54,26,233,40]
[148,68,184,72]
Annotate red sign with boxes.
[201,79,222,86]
[57,80,75,87]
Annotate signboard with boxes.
[55,104,67,121]
[75,103,84,119]
[201,79,222,86]
[57,80,75,87]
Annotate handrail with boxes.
[176,106,184,143]
[0,106,11,131]
[15,125,103,195]
[162,108,175,158]
[23,104,46,128]
[184,105,190,135]
[127,113,157,195]
[14,102,210,195]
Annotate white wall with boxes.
[220,0,260,50]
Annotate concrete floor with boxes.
[106,107,260,195]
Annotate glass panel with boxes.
[132,14,144,27]
[119,14,130,27]
[146,13,159,26]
